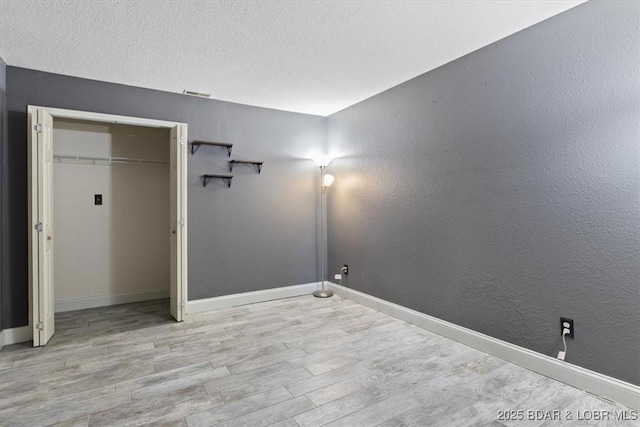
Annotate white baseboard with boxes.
[55,289,169,313]
[329,283,640,411]
[9,284,319,345]
[0,329,4,350]
[186,282,320,314]
[0,325,32,346]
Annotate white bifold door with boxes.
[29,108,55,346]
[29,106,188,346]
[169,124,188,322]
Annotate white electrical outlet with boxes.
[334,274,342,280]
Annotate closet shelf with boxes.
[229,160,263,174]
[201,174,233,188]
[190,141,233,156]
[53,154,168,166]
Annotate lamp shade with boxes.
[323,174,335,187]
[312,154,334,167]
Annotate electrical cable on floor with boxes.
[339,266,347,287]
[557,328,570,361]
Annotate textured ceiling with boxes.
[0,1,585,116]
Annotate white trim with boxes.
[329,283,640,410]
[0,326,32,346]
[55,289,170,313]
[27,105,189,345]
[0,329,4,349]
[186,282,320,314]
[29,106,182,129]
[8,283,319,346]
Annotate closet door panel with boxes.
[170,124,187,321]
[31,108,56,346]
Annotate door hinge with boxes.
[180,301,185,309]
[34,123,42,133]
[179,218,185,227]
[34,222,43,232]
[36,322,43,331]
[179,137,185,146]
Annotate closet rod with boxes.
[53,154,168,166]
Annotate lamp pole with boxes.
[314,165,333,298]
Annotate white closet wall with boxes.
[53,119,170,310]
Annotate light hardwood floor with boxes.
[0,296,631,426]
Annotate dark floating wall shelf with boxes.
[190,141,233,156]
[229,160,264,174]
[201,174,233,188]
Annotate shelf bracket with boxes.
[229,160,263,174]
[190,141,233,156]
[201,174,233,188]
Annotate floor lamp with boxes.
[312,156,335,298]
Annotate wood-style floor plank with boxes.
[0,296,629,426]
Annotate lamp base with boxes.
[313,289,333,298]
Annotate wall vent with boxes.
[182,90,210,98]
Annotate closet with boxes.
[28,106,187,346]
[53,119,170,311]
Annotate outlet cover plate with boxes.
[560,317,574,339]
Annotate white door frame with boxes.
[27,106,189,345]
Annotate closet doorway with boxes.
[27,106,188,346]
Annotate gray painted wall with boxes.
[326,1,640,385]
[3,68,325,328]
[0,55,5,333]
